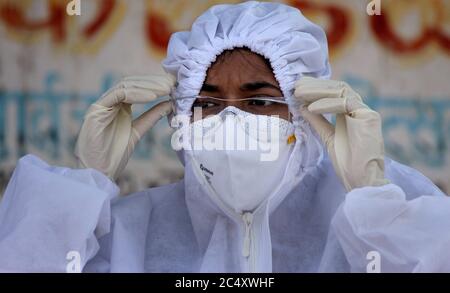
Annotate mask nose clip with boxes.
[220,106,244,120]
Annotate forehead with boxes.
[205,49,277,84]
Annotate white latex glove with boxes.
[74,74,175,180]
[294,77,389,191]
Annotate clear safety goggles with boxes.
[170,95,291,121]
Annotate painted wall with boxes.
[0,0,449,195]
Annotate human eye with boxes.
[192,99,220,109]
[246,97,275,107]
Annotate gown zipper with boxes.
[241,212,256,272]
[242,212,253,258]
[190,157,260,272]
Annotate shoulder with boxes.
[110,180,186,221]
[385,157,446,198]
[312,155,445,199]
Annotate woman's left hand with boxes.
[294,77,390,191]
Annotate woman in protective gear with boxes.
[0,1,448,273]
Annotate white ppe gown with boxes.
[0,153,447,273]
[2,2,448,273]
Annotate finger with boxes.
[295,87,345,105]
[300,105,335,151]
[132,101,173,139]
[345,96,368,112]
[122,73,176,86]
[294,77,347,104]
[307,97,347,114]
[98,75,176,107]
[295,77,343,91]
[98,87,160,107]
[123,74,176,95]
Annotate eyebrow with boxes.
[200,83,220,92]
[240,81,281,92]
[200,81,281,93]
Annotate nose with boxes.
[224,98,242,109]
[221,105,241,116]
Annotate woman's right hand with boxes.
[74,73,176,180]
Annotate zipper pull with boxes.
[242,212,253,258]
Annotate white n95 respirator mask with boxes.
[184,106,296,214]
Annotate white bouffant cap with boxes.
[162,1,331,115]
